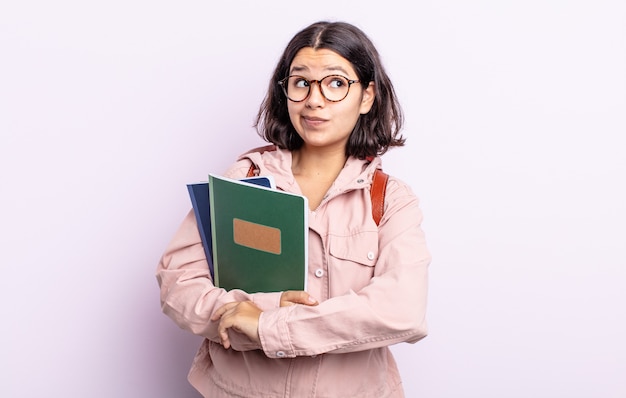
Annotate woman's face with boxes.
[286,47,375,153]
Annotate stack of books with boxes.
[187,174,308,293]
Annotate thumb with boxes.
[281,291,319,306]
[301,292,318,305]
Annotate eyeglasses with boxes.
[278,75,361,102]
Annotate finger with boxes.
[219,328,231,349]
[295,291,318,305]
[305,294,318,305]
[281,291,318,306]
[211,302,238,321]
[217,312,235,349]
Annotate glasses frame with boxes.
[278,74,361,103]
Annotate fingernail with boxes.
[308,296,317,304]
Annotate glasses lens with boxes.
[320,75,351,101]
[285,76,310,102]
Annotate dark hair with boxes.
[254,21,405,159]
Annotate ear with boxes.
[359,82,376,115]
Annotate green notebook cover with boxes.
[208,174,308,293]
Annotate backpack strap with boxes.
[370,169,389,226]
[246,164,388,226]
[246,163,257,177]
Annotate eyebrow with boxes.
[289,65,351,76]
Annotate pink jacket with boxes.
[156,147,431,397]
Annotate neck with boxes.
[291,147,347,181]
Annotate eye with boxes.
[323,75,350,90]
[293,77,309,88]
[328,77,345,89]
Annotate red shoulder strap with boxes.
[245,145,277,177]
[370,169,389,226]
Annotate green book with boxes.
[208,173,308,293]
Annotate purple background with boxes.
[1,1,625,397]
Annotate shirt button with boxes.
[314,268,324,278]
[276,351,286,358]
[367,252,375,260]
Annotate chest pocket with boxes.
[329,231,379,265]
[327,231,379,294]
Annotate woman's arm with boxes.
[256,180,431,358]
[156,209,284,349]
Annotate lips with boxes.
[302,115,328,127]
[303,115,326,121]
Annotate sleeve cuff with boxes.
[258,306,295,358]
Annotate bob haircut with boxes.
[255,21,405,159]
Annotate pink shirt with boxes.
[156,147,431,397]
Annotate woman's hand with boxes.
[212,292,317,349]
[280,291,318,307]
[211,301,262,349]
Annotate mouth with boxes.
[302,115,328,127]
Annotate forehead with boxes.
[289,47,356,76]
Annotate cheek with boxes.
[338,103,363,128]
[286,103,300,125]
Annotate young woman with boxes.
[157,21,431,398]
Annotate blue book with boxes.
[187,176,274,280]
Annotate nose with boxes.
[305,81,325,107]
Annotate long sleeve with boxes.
[257,179,431,358]
[156,209,281,349]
